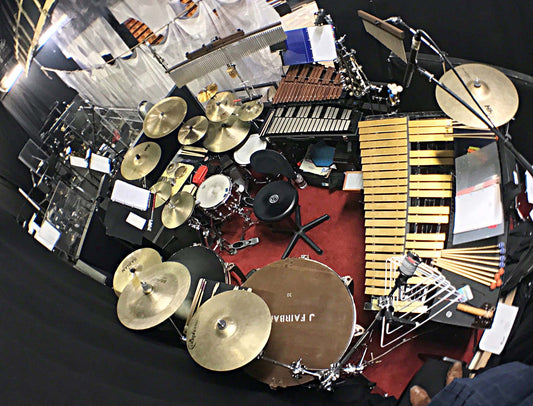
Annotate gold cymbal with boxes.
[161,191,195,229]
[178,116,208,145]
[186,290,272,371]
[205,92,236,122]
[435,63,519,129]
[117,262,191,330]
[197,83,218,103]
[203,115,251,153]
[150,181,172,208]
[113,248,162,297]
[234,100,264,121]
[143,96,188,138]
[121,142,161,180]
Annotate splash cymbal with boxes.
[178,116,208,145]
[117,262,191,330]
[435,63,519,129]
[143,96,188,138]
[113,248,162,297]
[197,83,218,103]
[121,142,161,180]
[150,181,172,208]
[161,191,195,229]
[205,92,236,122]
[186,290,272,371]
[234,100,264,121]
[203,115,251,153]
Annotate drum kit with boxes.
[114,252,364,388]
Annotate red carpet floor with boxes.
[219,185,475,398]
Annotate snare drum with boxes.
[242,257,356,388]
[168,245,228,320]
[196,174,241,220]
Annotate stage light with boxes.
[0,63,24,92]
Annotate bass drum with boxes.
[242,257,356,388]
[168,245,229,320]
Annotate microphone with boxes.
[389,251,422,297]
[402,30,422,89]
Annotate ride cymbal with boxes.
[205,92,236,122]
[197,83,218,103]
[121,142,161,180]
[113,248,162,297]
[117,262,191,330]
[150,181,172,208]
[143,96,188,138]
[234,100,264,121]
[161,191,195,229]
[178,116,208,145]
[203,115,251,153]
[435,63,519,129]
[186,290,272,371]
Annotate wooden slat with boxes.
[361,146,408,157]
[407,214,449,223]
[410,174,452,182]
[365,211,407,219]
[364,178,409,187]
[409,181,452,190]
[365,286,390,295]
[366,236,405,245]
[409,190,453,198]
[408,118,453,127]
[363,169,408,180]
[365,202,408,210]
[364,162,408,172]
[366,253,404,261]
[409,134,454,142]
[365,277,427,287]
[409,157,455,166]
[366,227,406,236]
[405,240,445,250]
[360,130,407,140]
[408,126,453,134]
[365,218,407,227]
[360,139,407,149]
[359,117,407,127]
[367,244,406,253]
[369,298,428,313]
[406,233,446,241]
[362,154,408,164]
[364,185,408,195]
[364,194,408,202]
[408,206,450,215]
[410,150,454,158]
[409,250,442,258]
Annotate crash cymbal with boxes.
[161,191,195,229]
[121,142,161,180]
[234,100,264,121]
[205,92,236,122]
[113,248,162,297]
[186,290,271,371]
[150,181,172,208]
[178,116,208,145]
[143,96,188,138]
[435,63,519,129]
[117,262,191,330]
[197,83,218,103]
[203,115,251,153]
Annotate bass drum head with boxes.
[196,174,232,209]
[168,245,228,319]
[242,257,356,388]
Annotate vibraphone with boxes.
[359,115,457,303]
[260,64,361,139]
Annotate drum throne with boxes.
[250,150,330,259]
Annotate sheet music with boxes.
[90,153,111,174]
[34,220,61,251]
[479,303,519,354]
[453,183,504,234]
[307,25,337,61]
[111,180,150,211]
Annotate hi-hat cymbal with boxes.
[234,100,264,121]
[186,290,272,371]
[205,92,236,122]
[161,191,195,229]
[121,142,161,180]
[178,116,208,145]
[435,63,519,129]
[197,83,218,103]
[150,181,172,208]
[113,248,162,297]
[117,262,191,330]
[203,115,251,153]
[143,96,188,138]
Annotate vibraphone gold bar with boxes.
[360,116,456,298]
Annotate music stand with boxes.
[357,10,406,63]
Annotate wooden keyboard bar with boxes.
[361,146,408,157]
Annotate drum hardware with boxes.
[142,96,188,139]
[116,262,191,330]
[147,193,156,231]
[120,141,161,180]
[177,116,209,145]
[113,248,162,296]
[227,237,259,252]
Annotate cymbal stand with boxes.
[167,317,187,343]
